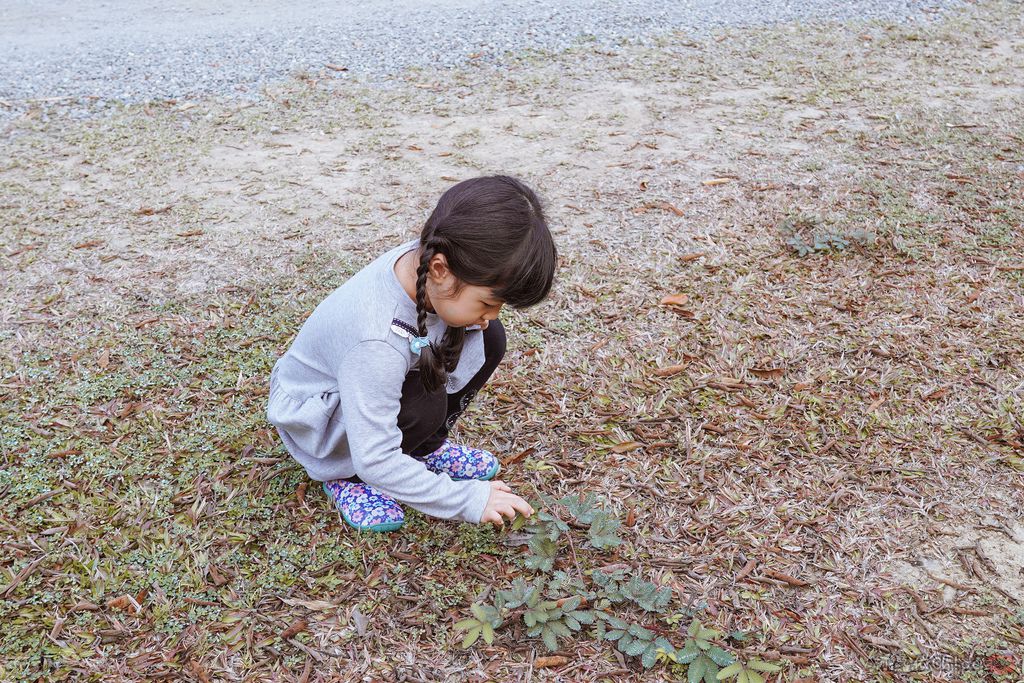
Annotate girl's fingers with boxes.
[512,498,534,517]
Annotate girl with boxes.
[266,175,557,532]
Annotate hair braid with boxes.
[415,245,433,339]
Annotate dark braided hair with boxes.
[413,175,557,392]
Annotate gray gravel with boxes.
[1,0,964,123]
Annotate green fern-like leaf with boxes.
[622,637,648,657]
[524,534,558,572]
[562,492,602,523]
[541,625,559,651]
[568,609,595,625]
[708,646,734,666]
[641,643,659,669]
[494,577,536,610]
[747,660,781,673]
[688,656,706,683]
[677,641,700,664]
[588,511,623,549]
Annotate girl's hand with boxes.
[480,480,534,527]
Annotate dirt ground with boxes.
[1,1,1023,681]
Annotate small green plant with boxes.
[454,493,784,680]
[779,214,871,256]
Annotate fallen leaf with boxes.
[639,201,684,216]
[105,595,135,613]
[611,441,643,454]
[208,564,228,587]
[750,366,784,379]
[654,364,687,377]
[660,293,689,307]
[176,229,204,238]
[534,656,569,669]
[73,239,103,249]
[625,507,636,527]
[505,447,535,465]
[281,597,339,611]
[351,607,369,636]
[280,618,308,640]
[190,661,212,683]
[134,205,172,216]
[97,349,110,370]
[555,596,587,608]
[324,63,349,71]
[702,178,732,186]
[679,252,706,262]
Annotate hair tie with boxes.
[409,336,431,355]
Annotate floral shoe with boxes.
[422,439,501,481]
[322,480,405,532]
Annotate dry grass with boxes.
[2,1,1023,681]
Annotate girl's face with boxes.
[426,254,504,329]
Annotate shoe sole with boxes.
[322,482,405,533]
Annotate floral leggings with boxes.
[343,318,506,483]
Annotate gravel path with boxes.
[1,0,963,121]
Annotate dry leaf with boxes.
[97,349,110,370]
[324,63,349,71]
[702,178,732,186]
[280,618,308,640]
[281,597,338,611]
[351,607,369,636]
[679,252,706,262]
[556,596,587,608]
[190,661,212,683]
[625,507,636,527]
[654,364,687,377]
[176,229,204,238]
[208,564,228,587]
[611,441,642,453]
[134,205,172,216]
[534,656,569,669]
[73,239,103,249]
[505,447,535,465]
[750,366,784,379]
[638,201,684,216]
[105,595,134,613]
[660,293,689,307]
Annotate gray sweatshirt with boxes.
[266,239,492,524]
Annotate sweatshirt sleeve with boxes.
[336,340,492,524]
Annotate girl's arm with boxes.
[336,340,492,524]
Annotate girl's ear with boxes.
[428,253,451,283]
